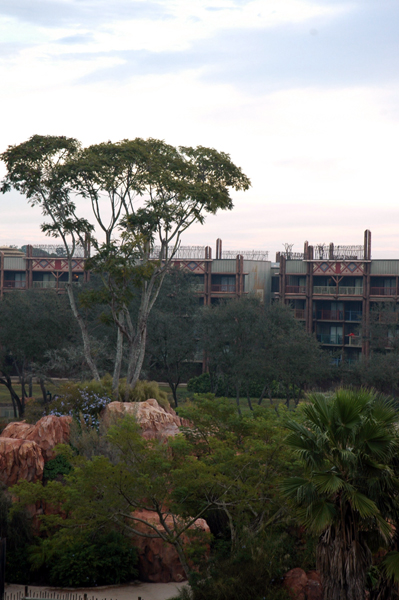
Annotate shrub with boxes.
[43,454,72,481]
[49,385,112,429]
[30,531,138,587]
[187,373,212,394]
[118,379,169,410]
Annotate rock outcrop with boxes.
[130,509,210,583]
[1,414,72,460]
[283,568,322,600]
[0,438,44,486]
[102,399,190,440]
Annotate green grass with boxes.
[0,381,60,405]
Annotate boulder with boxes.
[102,399,190,440]
[283,568,322,600]
[130,509,210,583]
[1,415,72,460]
[0,438,44,486]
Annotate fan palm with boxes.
[282,388,399,600]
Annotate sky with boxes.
[1,0,399,259]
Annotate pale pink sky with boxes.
[1,0,399,259]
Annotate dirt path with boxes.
[5,582,188,600]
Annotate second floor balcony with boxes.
[370,287,397,296]
[211,284,236,293]
[313,286,363,296]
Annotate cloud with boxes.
[48,0,399,93]
[0,0,168,28]
[57,33,94,45]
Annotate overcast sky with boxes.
[1,0,399,259]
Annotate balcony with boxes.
[316,310,343,321]
[32,281,57,289]
[317,334,343,345]
[345,310,362,321]
[313,286,363,296]
[313,286,337,295]
[294,309,305,319]
[345,335,362,346]
[286,285,306,294]
[338,287,363,295]
[3,280,26,289]
[211,284,236,293]
[370,287,396,296]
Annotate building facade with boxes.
[275,230,399,363]
[0,244,88,297]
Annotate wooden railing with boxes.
[286,285,306,294]
[211,284,236,293]
[370,287,396,296]
[3,280,26,288]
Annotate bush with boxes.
[43,454,72,481]
[0,485,34,584]
[118,379,169,410]
[49,384,112,429]
[30,530,138,587]
[187,373,212,394]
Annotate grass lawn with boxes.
[0,381,61,405]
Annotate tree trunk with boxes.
[246,385,253,411]
[112,317,124,400]
[39,378,48,414]
[66,284,100,381]
[28,375,33,398]
[125,318,148,400]
[257,383,267,406]
[235,385,241,416]
[0,373,23,417]
[317,523,371,600]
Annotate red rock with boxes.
[130,509,210,583]
[283,569,322,600]
[0,438,44,486]
[102,399,190,440]
[1,415,72,460]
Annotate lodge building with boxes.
[2,230,399,364]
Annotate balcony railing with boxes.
[316,310,344,321]
[317,334,343,345]
[3,280,26,289]
[346,310,362,321]
[313,286,363,295]
[32,281,80,289]
[286,285,306,294]
[370,287,397,296]
[294,309,305,319]
[211,284,236,293]
[338,286,363,295]
[32,281,57,289]
[345,335,362,346]
[313,286,337,295]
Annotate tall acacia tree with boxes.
[282,389,399,600]
[1,136,250,396]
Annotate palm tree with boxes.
[282,388,399,600]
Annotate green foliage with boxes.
[118,379,169,409]
[43,454,73,481]
[0,485,34,584]
[172,529,293,600]
[49,381,112,427]
[283,388,399,599]
[187,373,295,400]
[30,531,138,587]
[187,373,212,394]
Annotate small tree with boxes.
[146,269,201,406]
[282,389,399,600]
[0,290,77,417]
